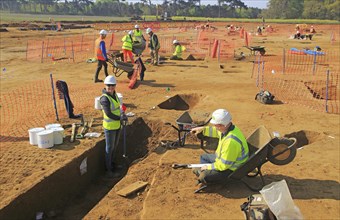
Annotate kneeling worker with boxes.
[190,109,249,191]
[170,40,186,60]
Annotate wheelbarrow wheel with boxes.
[267,137,297,165]
[260,49,266,56]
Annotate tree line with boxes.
[1,0,339,20]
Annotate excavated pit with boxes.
[157,94,200,110]
[284,130,323,148]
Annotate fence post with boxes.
[325,69,330,113]
[261,60,265,89]
[26,41,28,61]
[41,41,44,63]
[312,53,317,74]
[46,38,49,59]
[50,73,59,121]
[256,56,261,88]
[81,34,84,51]
[217,40,220,63]
[71,41,75,62]
[64,37,66,55]
[282,48,286,74]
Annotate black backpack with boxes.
[240,194,277,220]
[255,90,275,104]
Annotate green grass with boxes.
[1,11,339,24]
[0,12,129,23]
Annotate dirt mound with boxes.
[186,54,196,60]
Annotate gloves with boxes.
[190,126,204,136]
[120,114,128,124]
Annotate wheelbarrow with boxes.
[165,112,210,147]
[244,46,266,56]
[107,52,134,78]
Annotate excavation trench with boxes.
[0,116,193,219]
[0,111,321,219]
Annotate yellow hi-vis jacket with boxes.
[101,94,121,130]
[122,34,133,51]
[133,30,144,43]
[202,125,249,171]
[173,45,186,58]
[133,29,143,37]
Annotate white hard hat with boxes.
[146,28,152,34]
[104,75,116,85]
[210,109,232,126]
[99,29,108,35]
[135,24,139,29]
[173,40,179,44]
[128,30,134,35]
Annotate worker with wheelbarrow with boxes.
[190,109,249,192]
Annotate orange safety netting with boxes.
[252,50,340,114]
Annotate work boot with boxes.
[94,79,103,83]
[192,168,201,177]
[194,180,207,193]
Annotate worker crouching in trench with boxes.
[170,40,186,60]
[190,109,249,191]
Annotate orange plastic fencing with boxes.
[26,33,126,63]
[252,49,340,114]
[0,76,131,143]
[26,28,248,63]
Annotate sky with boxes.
[242,0,269,9]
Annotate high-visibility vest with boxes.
[133,30,143,43]
[173,45,186,58]
[150,34,160,50]
[202,125,249,171]
[101,93,121,130]
[95,38,106,61]
[122,35,133,51]
[133,29,143,37]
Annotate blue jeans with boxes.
[200,153,216,164]
[104,128,121,171]
[199,153,233,184]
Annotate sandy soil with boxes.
[0,22,339,219]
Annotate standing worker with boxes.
[100,75,127,178]
[146,28,160,65]
[133,25,146,43]
[190,109,249,191]
[94,29,109,83]
[121,30,134,63]
[132,24,146,56]
[170,40,186,60]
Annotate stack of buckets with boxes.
[28,123,64,149]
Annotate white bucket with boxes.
[50,127,64,145]
[95,96,102,110]
[117,93,123,104]
[45,123,62,130]
[28,127,45,145]
[37,130,54,149]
